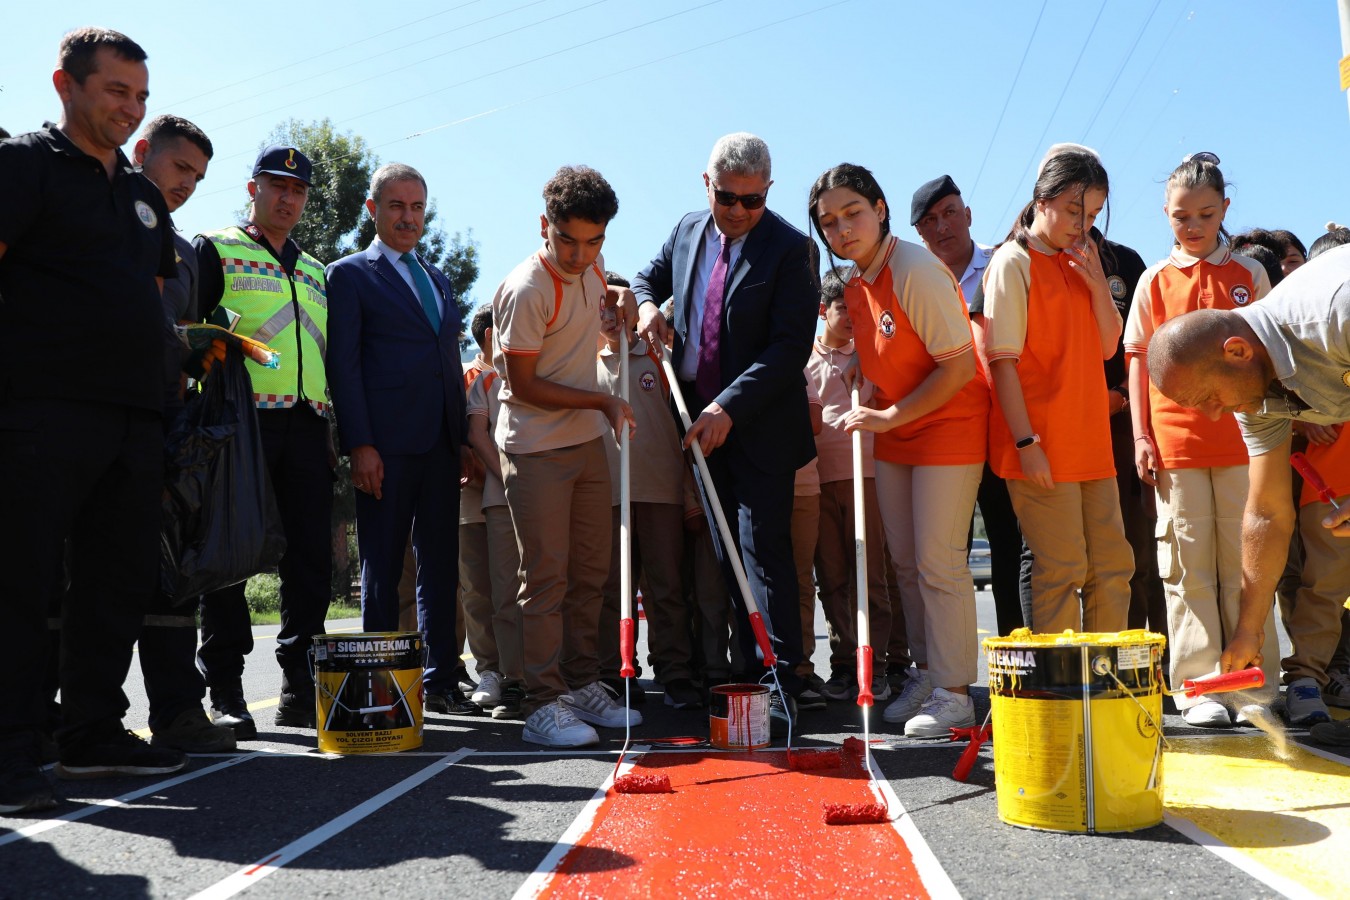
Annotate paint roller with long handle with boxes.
[612,333,672,795]
[1162,667,1265,697]
[659,355,778,670]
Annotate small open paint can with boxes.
[709,683,770,750]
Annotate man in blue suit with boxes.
[629,133,819,735]
[326,163,478,715]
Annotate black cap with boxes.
[252,145,313,185]
[910,174,961,226]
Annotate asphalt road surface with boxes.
[2,588,1343,899]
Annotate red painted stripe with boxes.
[244,853,282,875]
[537,751,929,898]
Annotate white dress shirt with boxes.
[679,219,747,382]
[373,236,445,318]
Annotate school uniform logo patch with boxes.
[1108,275,1127,300]
[1342,371,1350,389]
[639,371,657,392]
[878,310,896,339]
[134,200,158,229]
[1231,285,1252,306]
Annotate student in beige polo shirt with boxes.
[492,166,639,748]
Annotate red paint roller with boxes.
[610,331,672,797]
[949,722,993,783]
[823,386,890,825]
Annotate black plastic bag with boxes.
[160,345,286,603]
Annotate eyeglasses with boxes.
[711,187,768,210]
[1184,151,1221,165]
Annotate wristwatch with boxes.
[1015,433,1041,450]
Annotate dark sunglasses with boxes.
[711,188,768,210]
[1184,151,1221,165]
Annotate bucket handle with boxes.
[316,668,427,716]
[1098,663,1170,770]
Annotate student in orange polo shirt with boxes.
[1125,153,1278,727]
[809,163,988,738]
[981,146,1133,636]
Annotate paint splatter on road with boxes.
[535,750,933,899]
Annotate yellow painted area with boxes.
[132,698,279,739]
[1165,735,1350,899]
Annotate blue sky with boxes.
[5,0,1348,316]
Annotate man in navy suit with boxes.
[629,133,819,734]
[326,163,478,715]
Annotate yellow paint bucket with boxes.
[984,629,1166,833]
[312,631,424,754]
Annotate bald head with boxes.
[1148,309,1270,419]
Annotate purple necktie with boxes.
[696,233,730,401]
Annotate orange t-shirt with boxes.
[983,240,1114,482]
[844,237,988,466]
[1302,427,1350,507]
[1124,246,1270,468]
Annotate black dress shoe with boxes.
[425,687,482,716]
[274,698,316,729]
[768,690,797,739]
[209,683,257,740]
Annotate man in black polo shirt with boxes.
[0,27,187,815]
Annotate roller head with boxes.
[613,773,673,794]
[823,801,889,825]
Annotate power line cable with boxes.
[187,0,561,121]
[1099,5,1192,153]
[165,0,491,106]
[969,0,1048,200]
[988,0,1109,242]
[193,0,851,201]
[1078,0,1164,143]
[206,0,727,160]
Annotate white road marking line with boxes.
[186,748,473,900]
[868,752,963,899]
[511,744,651,900]
[1162,812,1320,900]
[0,753,265,848]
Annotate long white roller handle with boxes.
[852,384,874,708]
[660,354,778,668]
[618,333,636,678]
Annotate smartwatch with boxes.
[1015,433,1041,450]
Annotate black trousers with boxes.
[199,405,333,687]
[680,381,804,695]
[0,397,162,749]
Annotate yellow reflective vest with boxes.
[202,225,329,413]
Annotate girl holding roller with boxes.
[1125,153,1278,727]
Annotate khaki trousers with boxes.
[1008,476,1132,637]
[484,505,524,685]
[816,478,893,675]
[875,461,982,688]
[1283,501,1349,686]
[458,521,499,675]
[1156,466,1277,705]
[503,438,611,708]
[790,493,820,677]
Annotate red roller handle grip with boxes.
[1291,452,1339,507]
[952,740,983,783]
[748,611,777,668]
[618,618,636,679]
[1182,667,1265,698]
[855,645,874,708]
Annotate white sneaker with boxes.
[882,667,932,724]
[904,687,976,738]
[1182,699,1231,728]
[522,700,599,748]
[564,681,643,728]
[1323,669,1350,709]
[471,671,503,708]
